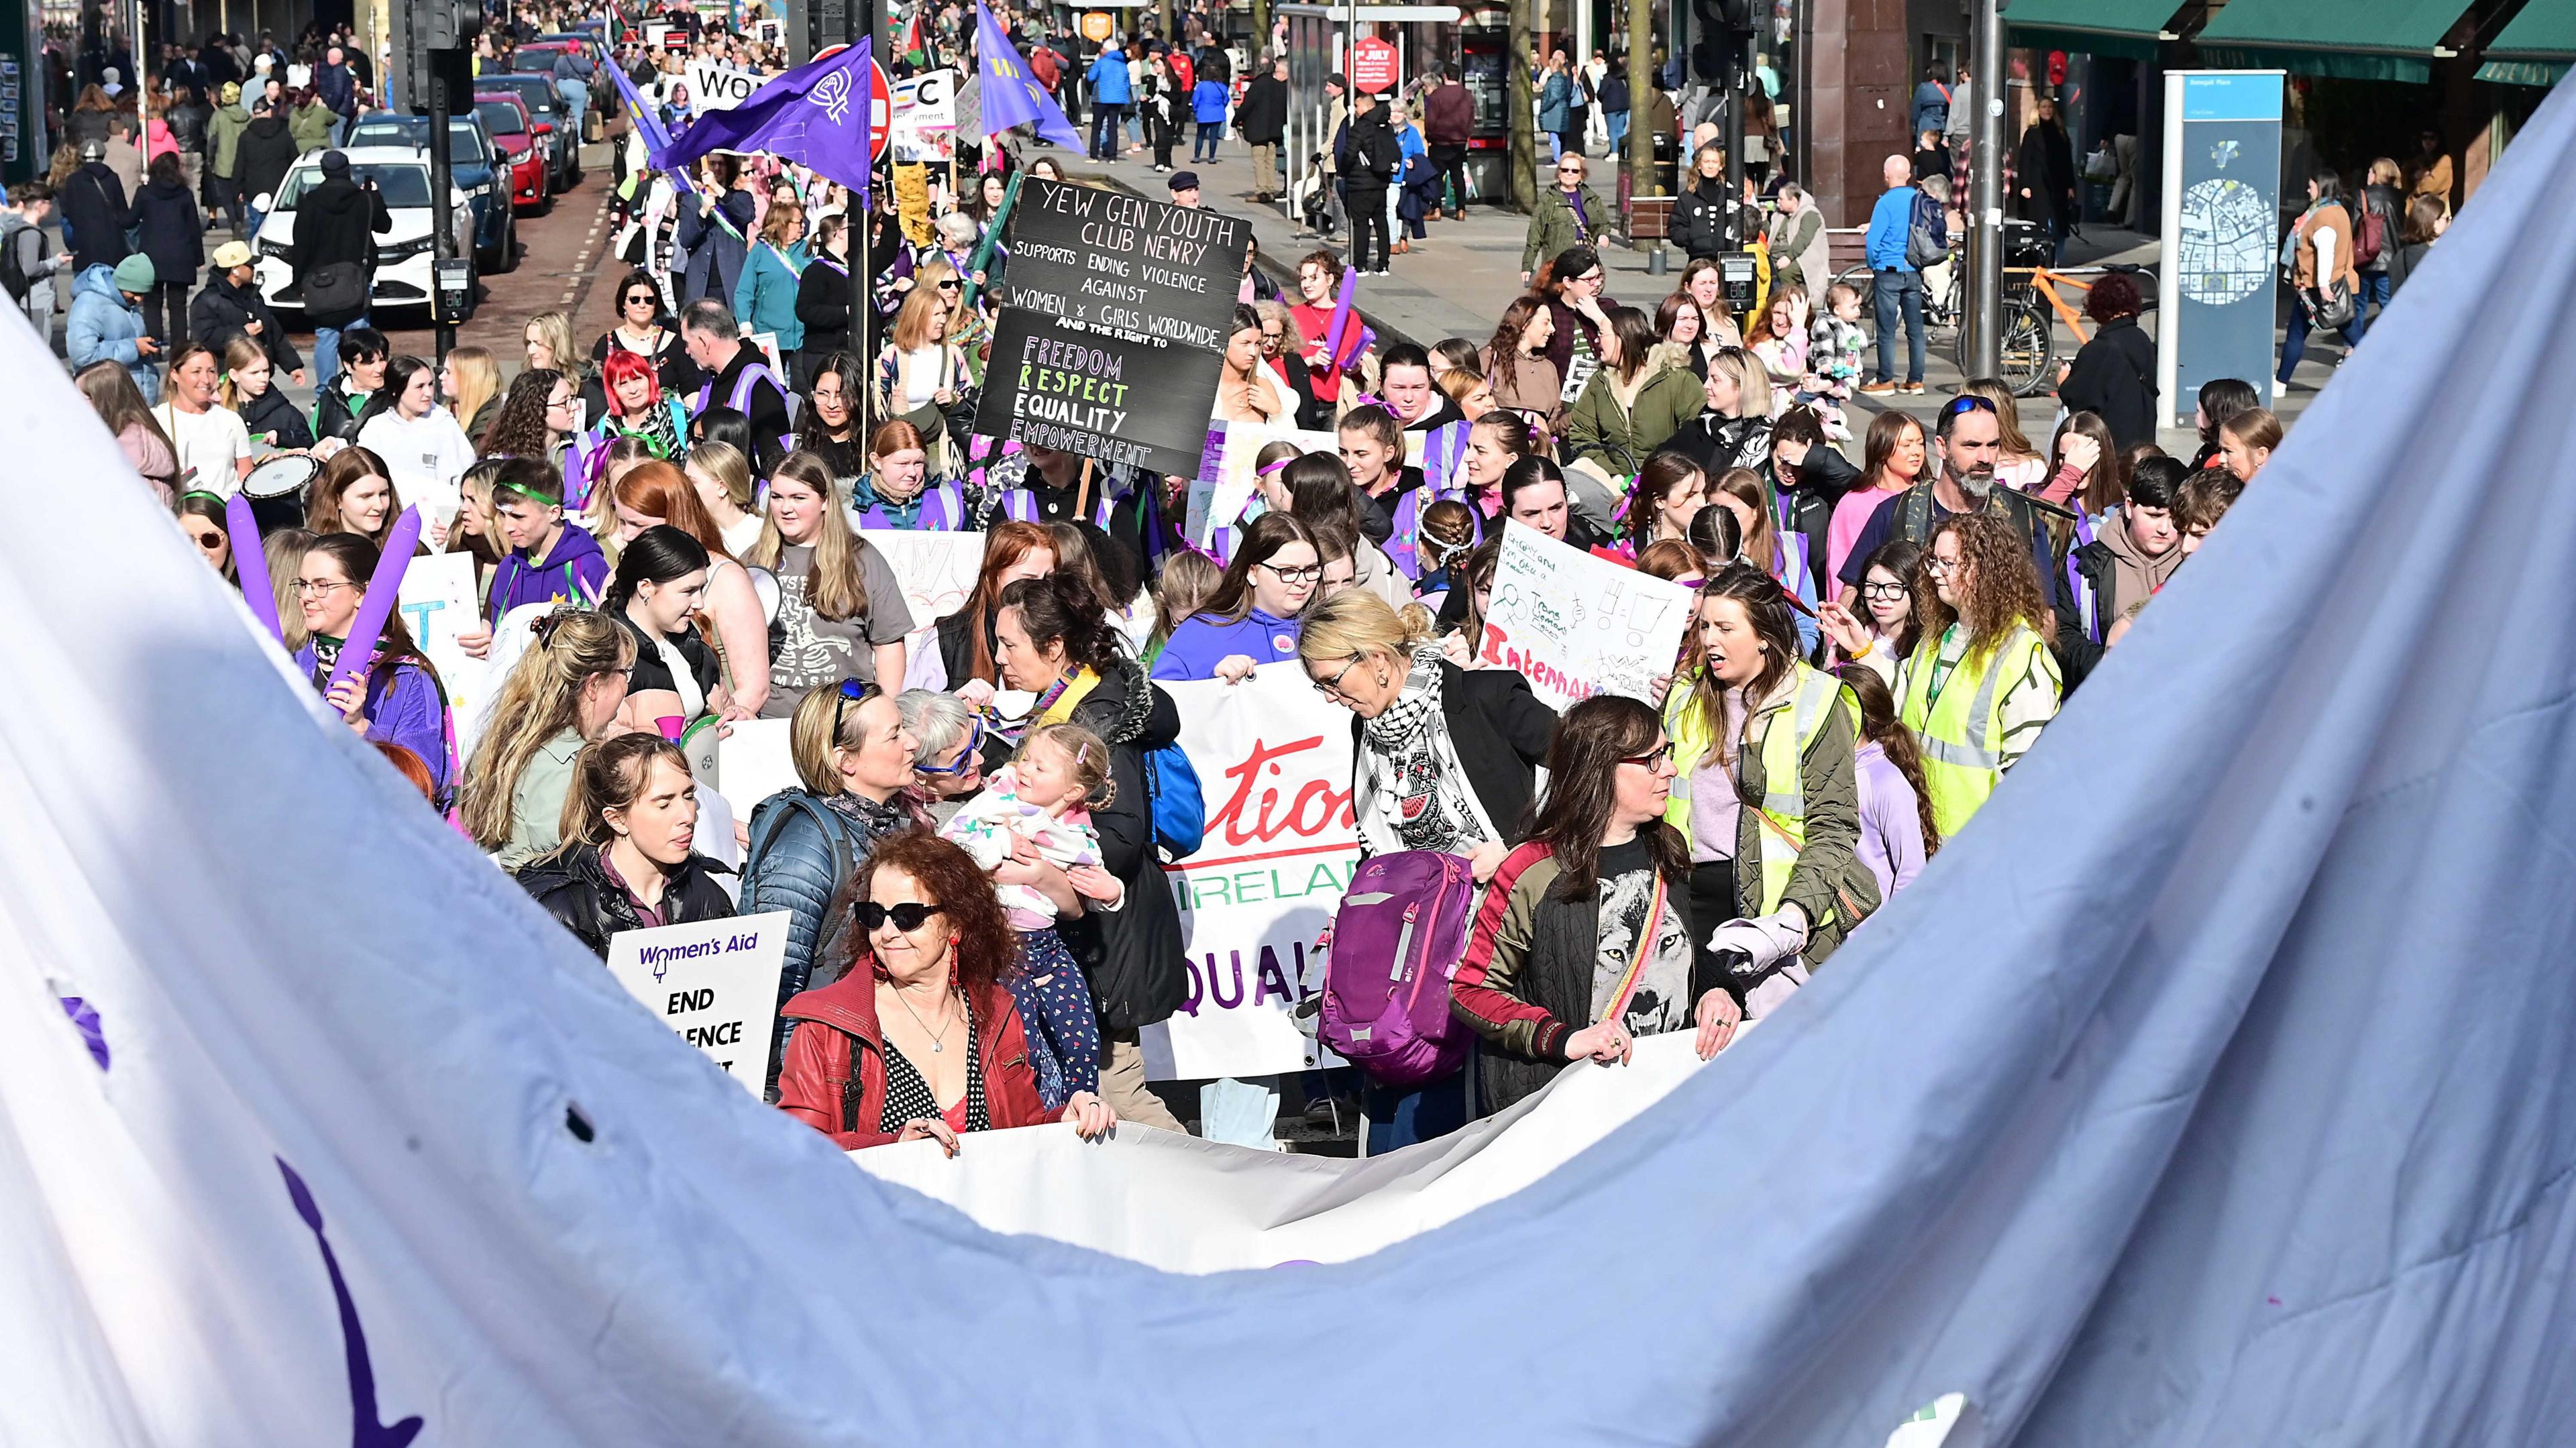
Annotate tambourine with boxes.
[239,453,322,537]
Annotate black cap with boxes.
[1167,170,1200,193]
[1325,72,1348,90]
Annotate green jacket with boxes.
[290,101,336,155]
[1662,661,1876,963]
[1562,349,1705,474]
[1520,182,1609,274]
[209,103,252,178]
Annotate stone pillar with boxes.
[1802,0,1909,235]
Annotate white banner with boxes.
[714,717,797,822]
[604,912,790,1095]
[1481,522,1693,710]
[1142,665,1357,1081]
[394,551,490,732]
[684,59,763,111]
[892,68,958,131]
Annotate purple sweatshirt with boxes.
[1149,608,1303,681]
[486,522,610,624]
[295,644,451,798]
[1854,739,1925,903]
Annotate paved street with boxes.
[1045,136,2332,459]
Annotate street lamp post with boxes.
[1964,0,2003,379]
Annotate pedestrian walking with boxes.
[289,150,390,397]
[1238,56,1288,202]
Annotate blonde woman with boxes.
[440,343,502,439]
[522,309,594,426]
[733,197,808,374]
[745,451,917,716]
[457,608,637,868]
[684,439,765,556]
[219,335,312,449]
[872,280,973,477]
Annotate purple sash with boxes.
[1421,420,1472,500]
[694,360,780,418]
[2068,508,2101,641]
[859,481,965,531]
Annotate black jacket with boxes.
[235,114,301,209]
[2055,315,2157,452]
[515,843,738,959]
[58,162,131,272]
[1657,410,1774,481]
[313,376,369,443]
[1350,662,1558,845]
[792,254,852,361]
[1336,110,1401,190]
[1672,177,1731,262]
[239,383,315,450]
[1050,655,1187,1032]
[1236,74,1288,145]
[129,178,204,282]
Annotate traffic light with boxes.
[390,0,484,113]
[1690,0,1755,84]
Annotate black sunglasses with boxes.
[831,677,877,741]
[855,901,945,932]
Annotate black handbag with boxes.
[2302,278,2355,331]
[301,262,367,316]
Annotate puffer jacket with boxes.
[740,789,915,1094]
[190,267,306,372]
[514,842,739,958]
[66,264,158,404]
[1049,655,1186,1032]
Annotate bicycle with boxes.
[1832,252,2156,398]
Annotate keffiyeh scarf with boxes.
[1362,648,1499,856]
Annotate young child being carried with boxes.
[1807,282,1871,441]
[940,721,1123,1109]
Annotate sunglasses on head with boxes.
[854,901,945,933]
[1944,395,1999,416]
[831,678,877,741]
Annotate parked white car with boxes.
[251,146,476,322]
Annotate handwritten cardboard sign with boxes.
[1481,522,1693,710]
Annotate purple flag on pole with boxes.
[657,35,879,194]
[973,3,1083,150]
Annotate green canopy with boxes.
[2003,0,2188,60]
[2477,1,2574,87]
[2195,0,2477,83]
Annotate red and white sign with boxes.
[869,56,894,161]
[1349,38,1399,95]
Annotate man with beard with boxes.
[1835,394,2060,617]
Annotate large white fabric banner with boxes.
[860,528,983,691]
[1143,665,1357,1081]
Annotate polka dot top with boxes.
[878,998,990,1135]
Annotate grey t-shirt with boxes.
[760,538,917,718]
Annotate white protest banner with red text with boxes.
[1480,522,1694,711]
[1142,665,1356,1081]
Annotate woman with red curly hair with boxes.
[775,831,1118,1153]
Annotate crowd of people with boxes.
[54,0,2304,1162]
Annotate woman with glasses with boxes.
[1518,150,1605,291]
[353,355,475,513]
[746,451,916,717]
[460,607,635,868]
[1298,588,1554,1149]
[517,734,737,958]
[739,678,922,1093]
[1664,563,1874,1008]
[1452,693,1746,1115]
[1535,244,1618,392]
[291,532,455,804]
[1249,299,1324,427]
[1817,539,1925,682]
[476,366,572,463]
[1896,511,2061,837]
[988,570,1187,1132]
[896,689,985,823]
[590,269,701,399]
[732,197,807,385]
[791,213,853,382]
[1148,512,1319,682]
[775,830,1117,1152]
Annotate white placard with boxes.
[1481,522,1693,710]
[394,551,488,731]
[604,912,788,1094]
[1141,665,1354,1082]
[685,58,762,110]
[860,527,982,691]
[892,69,957,131]
[714,717,798,822]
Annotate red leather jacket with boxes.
[775,972,1059,1150]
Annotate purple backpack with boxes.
[1320,851,1479,1089]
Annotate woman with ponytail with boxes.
[607,524,726,738]
[1834,661,1934,903]
[458,608,636,867]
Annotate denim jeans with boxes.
[2359,270,2394,322]
[1193,121,1222,161]
[1089,103,1124,159]
[1873,268,1927,384]
[555,79,590,138]
[2277,298,2363,384]
[313,312,370,396]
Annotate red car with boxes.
[475,93,551,213]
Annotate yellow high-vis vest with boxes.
[1663,663,1853,914]
[1900,622,2051,838]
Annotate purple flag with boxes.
[657,35,879,194]
[973,3,1083,150]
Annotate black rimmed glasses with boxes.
[1861,579,1910,600]
[1258,560,1325,585]
[1619,741,1676,771]
[1311,653,1364,700]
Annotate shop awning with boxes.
[2004,0,2189,61]
[2476,2,2574,87]
[2194,0,2477,84]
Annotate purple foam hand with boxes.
[226,493,285,643]
[325,506,423,699]
[1322,266,1360,370]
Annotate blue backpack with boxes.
[1142,742,1205,860]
